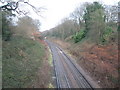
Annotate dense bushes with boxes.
[73,27,115,44]
[3,36,45,88]
[101,27,114,43]
[73,29,86,43]
[2,10,45,88]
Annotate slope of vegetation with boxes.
[3,36,45,88]
[1,10,53,88]
[43,1,118,88]
[1,0,55,88]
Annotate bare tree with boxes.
[104,1,119,23]
[0,0,45,16]
[70,3,88,30]
[118,2,120,31]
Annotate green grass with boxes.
[2,36,45,88]
[48,47,53,67]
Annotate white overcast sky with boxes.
[32,0,119,32]
[1,0,119,31]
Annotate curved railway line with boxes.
[46,40,99,89]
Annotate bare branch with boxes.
[0,1,19,11]
[0,0,46,16]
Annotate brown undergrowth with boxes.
[50,38,118,88]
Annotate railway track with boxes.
[46,40,96,89]
[58,47,93,87]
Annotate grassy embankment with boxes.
[29,39,54,88]
[2,36,46,88]
[2,14,54,88]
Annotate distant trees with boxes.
[118,2,120,31]
[104,5,118,23]
[59,19,78,39]
[44,1,118,44]
[1,0,42,41]
[83,2,105,42]
[2,11,13,41]
[45,19,78,40]
[1,10,41,41]
[12,16,41,39]
[70,4,85,30]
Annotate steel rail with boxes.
[46,41,60,88]
[58,46,94,89]
[62,51,92,88]
[58,49,83,88]
[57,50,72,88]
[46,40,94,89]
[58,48,90,88]
[57,48,71,88]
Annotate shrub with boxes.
[101,27,113,43]
[73,29,86,43]
[2,36,45,88]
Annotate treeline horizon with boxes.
[43,1,118,45]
